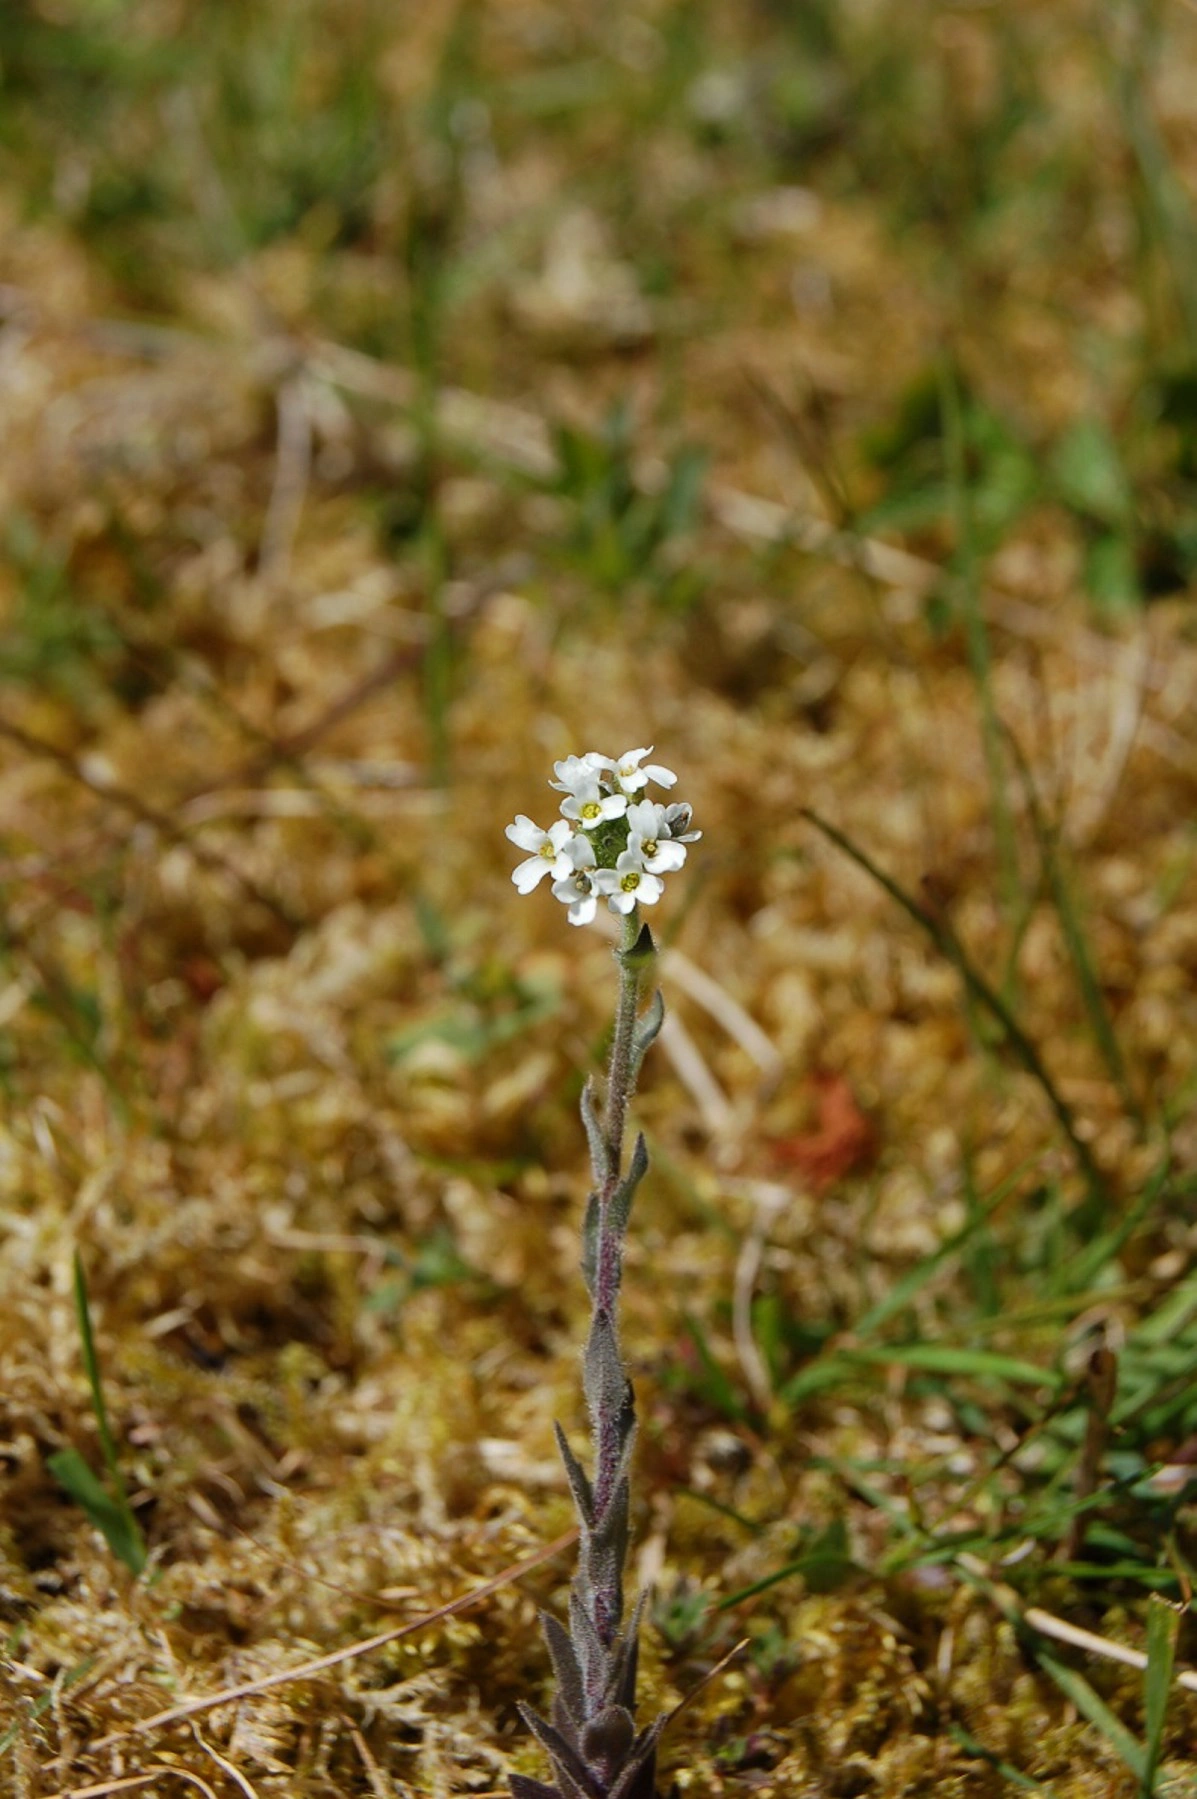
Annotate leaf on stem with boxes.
[518,1704,605,1799]
[581,1705,636,1781]
[580,1079,611,1187]
[618,922,656,970]
[509,1776,563,1799]
[604,1591,647,1712]
[587,1475,630,1625]
[583,1310,627,1437]
[541,1611,587,1729]
[554,1422,595,1529]
[611,1134,648,1240]
[581,1192,600,1299]
[569,1581,608,1699]
[629,990,664,1085]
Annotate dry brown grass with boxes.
[2,3,1197,1794]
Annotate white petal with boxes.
[512,856,552,892]
[642,840,686,873]
[552,751,614,793]
[642,762,677,788]
[506,814,546,852]
[637,873,664,904]
[564,834,596,870]
[626,800,665,837]
[567,894,598,926]
[606,889,637,915]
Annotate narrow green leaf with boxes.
[1051,418,1133,526]
[1036,1650,1145,1784]
[73,1252,120,1481]
[779,1354,858,1406]
[716,1519,856,1612]
[680,1313,748,1422]
[580,1079,611,1186]
[1143,1600,1179,1793]
[847,1344,1060,1390]
[48,1448,146,1575]
[948,1722,1062,1794]
[629,989,664,1087]
[0,1653,99,1758]
[65,1253,146,1574]
[851,1158,1035,1339]
[1065,1160,1170,1295]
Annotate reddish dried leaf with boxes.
[767,1074,875,1193]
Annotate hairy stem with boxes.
[606,910,645,1157]
[589,907,646,1640]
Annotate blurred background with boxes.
[3,1,1197,1793]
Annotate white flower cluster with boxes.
[506,747,700,927]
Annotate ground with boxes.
[2,2,1197,1795]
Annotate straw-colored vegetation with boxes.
[2,0,1197,1793]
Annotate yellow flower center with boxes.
[582,801,602,820]
[620,871,641,892]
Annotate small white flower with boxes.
[608,746,678,794]
[625,799,687,873]
[662,801,702,844]
[506,815,576,892]
[560,777,629,830]
[593,848,665,915]
[550,752,608,795]
[551,833,598,926]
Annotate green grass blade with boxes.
[68,1252,146,1574]
[73,1251,122,1482]
[1063,1158,1171,1294]
[800,805,1107,1208]
[780,1340,1060,1408]
[847,1343,1060,1390]
[1001,720,1143,1126]
[47,1448,146,1575]
[940,362,1021,927]
[948,1722,1062,1794]
[0,1653,99,1757]
[1143,1600,1178,1794]
[851,1154,1036,1339]
[1036,1650,1146,1785]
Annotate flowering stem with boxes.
[506,752,691,1799]
[590,910,645,1551]
[601,909,643,1260]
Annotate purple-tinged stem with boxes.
[589,908,645,1637]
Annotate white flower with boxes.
[593,848,665,915]
[606,746,678,794]
[662,801,701,844]
[507,748,695,926]
[625,799,687,873]
[506,815,577,892]
[560,776,629,830]
[551,833,599,926]
[550,752,608,795]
